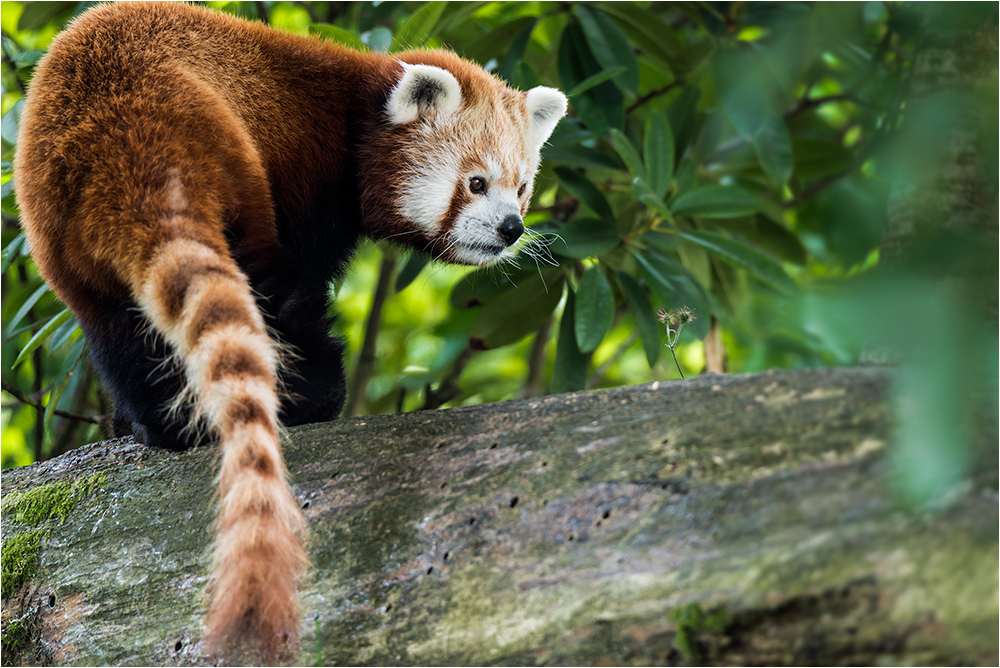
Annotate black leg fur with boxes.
[255,276,348,427]
[83,305,208,451]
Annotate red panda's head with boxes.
[362,53,567,266]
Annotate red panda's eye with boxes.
[469,177,486,194]
[517,184,526,198]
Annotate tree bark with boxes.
[1,368,997,666]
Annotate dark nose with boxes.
[498,215,524,247]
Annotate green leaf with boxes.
[1,100,23,146]
[310,24,366,51]
[792,137,855,181]
[630,178,672,220]
[633,250,711,340]
[551,290,588,394]
[679,230,795,293]
[555,167,615,224]
[12,50,44,67]
[752,113,793,186]
[667,87,700,163]
[450,265,539,309]
[512,61,540,90]
[576,5,640,96]
[361,26,393,53]
[671,185,762,218]
[565,67,626,99]
[609,129,646,181]
[616,271,661,366]
[44,376,70,435]
[642,230,679,252]
[395,253,429,292]
[550,218,621,259]
[440,2,488,33]
[464,16,535,64]
[644,114,675,200]
[543,145,621,171]
[713,46,772,140]
[574,267,614,353]
[44,337,86,434]
[1,232,25,273]
[48,313,79,354]
[393,2,448,50]
[13,309,72,368]
[499,19,537,83]
[634,252,691,304]
[4,284,49,341]
[17,1,75,30]
[558,23,623,135]
[594,3,686,77]
[469,274,564,350]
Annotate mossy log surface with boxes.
[1,367,997,666]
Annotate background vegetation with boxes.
[1,2,996,507]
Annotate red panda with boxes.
[13,1,567,660]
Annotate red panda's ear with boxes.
[387,63,463,125]
[525,87,568,150]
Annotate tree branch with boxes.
[626,79,685,115]
[1,379,109,426]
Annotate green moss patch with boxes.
[1,611,33,654]
[1,472,107,598]
[1,529,46,598]
[671,601,733,663]
[1,473,107,526]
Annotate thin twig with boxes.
[626,79,685,115]
[1,379,109,425]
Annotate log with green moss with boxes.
[1,367,997,666]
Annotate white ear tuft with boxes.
[525,86,568,149]
[387,63,463,125]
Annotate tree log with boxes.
[1,367,996,666]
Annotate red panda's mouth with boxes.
[452,240,509,266]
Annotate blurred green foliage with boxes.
[1,1,995,509]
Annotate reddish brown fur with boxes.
[15,1,554,661]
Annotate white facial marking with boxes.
[399,153,460,235]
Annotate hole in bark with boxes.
[509,496,519,508]
[602,509,611,519]
[302,500,310,508]
[541,461,548,467]
[436,441,446,449]
[385,604,393,612]
[443,551,450,560]
[440,481,447,489]
[426,566,434,575]
[174,641,182,652]
[47,594,55,607]
[568,534,575,541]
[489,442,498,449]
[468,517,476,525]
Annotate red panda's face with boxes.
[384,63,567,266]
